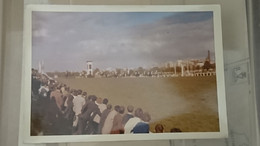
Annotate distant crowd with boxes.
[31,69,181,136]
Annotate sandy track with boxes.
[57,76,219,132]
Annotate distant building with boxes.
[86,61,93,76]
[177,60,183,67]
[164,61,175,68]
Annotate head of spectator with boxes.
[107,104,112,110]
[97,97,102,104]
[119,106,125,114]
[114,105,120,112]
[170,128,182,132]
[36,74,41,79]
[65,86,70,92]
[57,84,61,90]
[49,85,55,92]
[91,95,97,101]
[155,124,164,133]
[82,91,87,98]
[68,94,74,101]
[127,105,134,113]
[103,98,108,105]
[77,89,82,95]
[134,108,143,118]
[73,90,78,96]
[39,88,48,97]
[88,95,97,101]
[87,95,92,101]
[142,112,151,122]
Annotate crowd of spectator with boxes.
[31,69,181,136]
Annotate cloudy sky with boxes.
[32,11,214,72]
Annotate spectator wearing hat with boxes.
[72,90,85,129]
[102,105,120,134]
[124,108,143,134]
[78,95,101,134]
[111,106,125,134]
[122,105,134,126]
[132,112,151,133]
[93,98,108,134]
[50,86,64,111]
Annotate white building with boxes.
[86,61,93,76]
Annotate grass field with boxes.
[57,76,219,132]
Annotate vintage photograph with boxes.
[23,5,227,142]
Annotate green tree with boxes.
[93,68,100,75]
[203,61,211,71]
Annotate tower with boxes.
[207,50,211,62]
[86,61,93,76]
[38,60,44,74]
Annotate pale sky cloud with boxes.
[33,28,49,37]
[32,12,214,72]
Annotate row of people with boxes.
[31,71,153,135]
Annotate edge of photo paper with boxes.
[21,5,228,143]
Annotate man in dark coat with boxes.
[122,105,134,126]
[32,76,41,96]
[97,104,112,134]
[76,95,101,134]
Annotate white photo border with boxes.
[21,5,228,143]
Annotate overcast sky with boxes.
[32,11,214,72]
